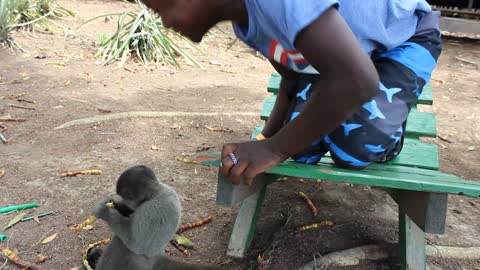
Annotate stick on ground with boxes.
[298,192,318,216]
[53,111,258,130]
[298,244,480,270]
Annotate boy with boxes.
[142,0,442,186]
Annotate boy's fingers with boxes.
[221,155,235,177]
[221,143,238,159]
[229,161,249,186]
[243,167,258,186]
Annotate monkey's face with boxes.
[121,196,142,210]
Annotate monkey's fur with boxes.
[91,165,224,270]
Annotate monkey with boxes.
[92,165,182,270]
[89,165,225,270]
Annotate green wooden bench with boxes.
[199,72,480,270]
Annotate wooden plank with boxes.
[266,72,434,105]
[406,110,437,138]
[267,72,282,93]
[260,97,437,137]
[399,204,427,270]
[390,190,448,234]
[252,126,439,170]
[216,168,275,207]
[419,84,433,105]
[200,155,480,198]
[227,184,268,258]
[385,138,439,170]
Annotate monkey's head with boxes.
[116,165,161,210]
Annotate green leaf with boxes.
[172,234,194,248]
[3,212,27,230]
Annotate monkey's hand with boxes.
[93,198,114,220]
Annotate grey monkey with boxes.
[92,165,182,270]
[91,165,225,270]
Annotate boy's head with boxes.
[142,0,221,42]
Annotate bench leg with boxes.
[399,204,426,270]
[227,183,268,258]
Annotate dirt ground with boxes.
[1,1,479,269]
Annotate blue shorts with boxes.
[289,30,442,169]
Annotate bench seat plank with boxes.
[251,126,439,170]
[200,155,480,198]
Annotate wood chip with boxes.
[17,99,36,104]
[0,93,25,99]
[8,104,35,110]
[0,132,7,144]
[61,170,102,177]
[0,116,27,122]
[438,135,452,143]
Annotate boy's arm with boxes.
[269,6,379,157]
[222,7,379,185]
[261,61,299,138]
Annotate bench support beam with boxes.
[227,182,268,258]
[390,190,448,234]
[399,205,426,270]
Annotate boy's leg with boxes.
[289,30,442,169]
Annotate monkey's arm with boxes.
[94,198,132,240]
[126,197,181,256]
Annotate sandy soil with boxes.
[0,1,479,269]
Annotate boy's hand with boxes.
[221,139,287,186]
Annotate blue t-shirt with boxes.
[233,0,434,74]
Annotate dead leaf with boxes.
[41,233,57,244]
[35,254,48,264]
[173,234,194,248]
[151,145,159,151]
[33,215,40,224]
[4,212,27,230]
[82,225,93,231]
[0,170,5,178]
